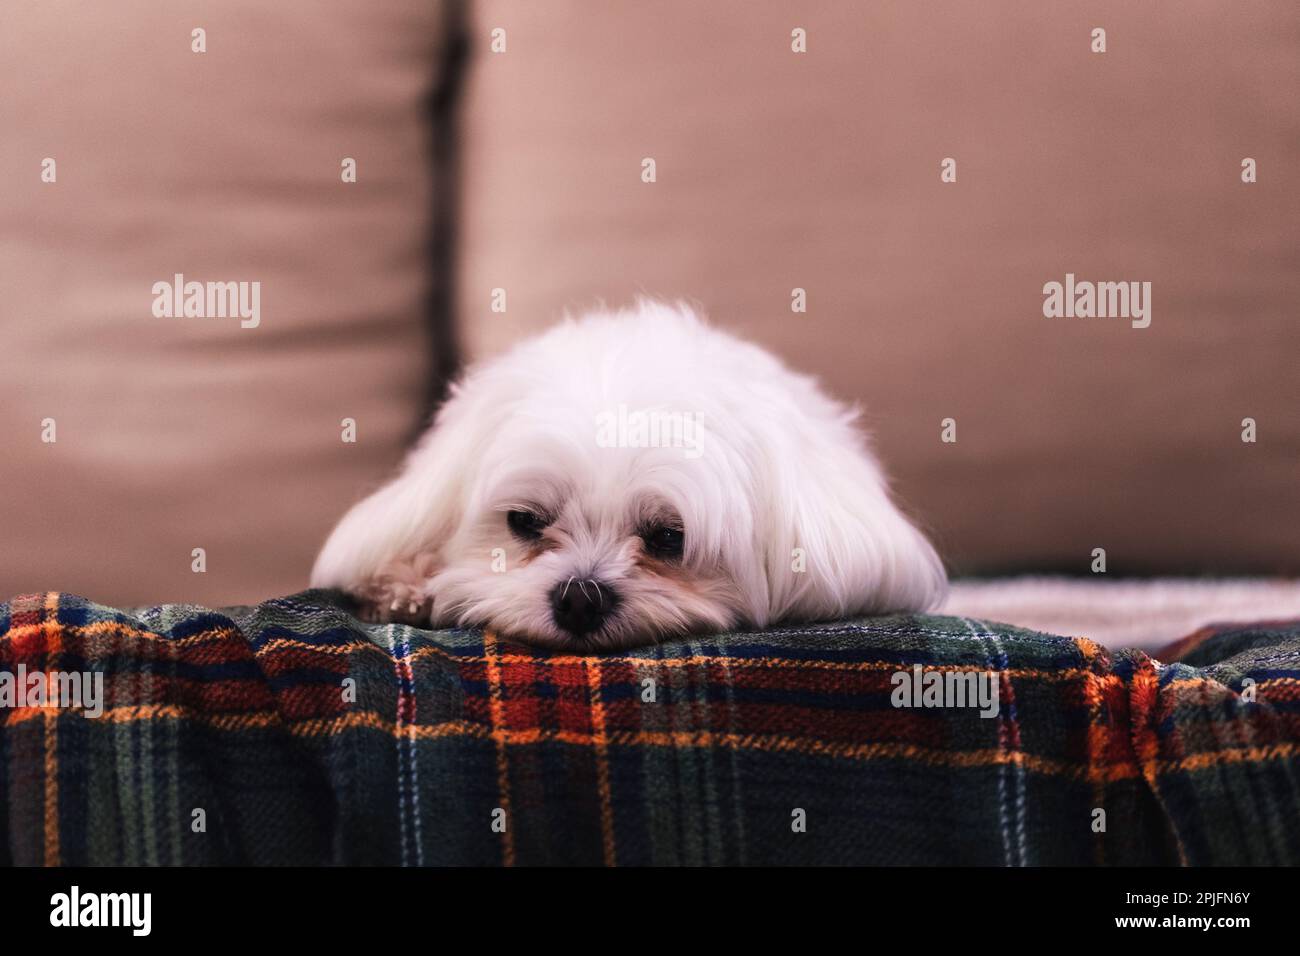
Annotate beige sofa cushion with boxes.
[0,1,453,605]
[457,0,1299,574]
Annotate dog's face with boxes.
[427,429,753,650]
[311,302,946,650]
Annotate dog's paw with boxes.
[352,554,437,627]
[357,596,435,627]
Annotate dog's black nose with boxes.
[550,579,617,636]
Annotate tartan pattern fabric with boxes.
[1,589,1297,866]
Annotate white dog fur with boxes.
[311,301,946,649]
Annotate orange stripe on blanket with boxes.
[405,643,1102,683]
[20,699,1297,782]
[43,591,61,866]
[483,633,516,866]
[8,619,1111,691]
[3,618,238,648]
[585,656,616,866]
[204,631,1110,686]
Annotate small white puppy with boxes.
[311,301,945,649]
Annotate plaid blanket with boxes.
[2,589,1297,866]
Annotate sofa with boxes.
[1,2,1297,865]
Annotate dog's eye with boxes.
[507,510,548,541]
[643,525,684,560]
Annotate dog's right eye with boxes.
[506,510,548,541]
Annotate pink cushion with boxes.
[0,1,451,604]
[456,0,1299,574]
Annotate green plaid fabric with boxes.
[1,589,1297,865]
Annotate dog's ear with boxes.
[310,391,474,600]
[760,427,947,623]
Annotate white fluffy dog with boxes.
[311,301,945,649]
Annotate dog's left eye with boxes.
[643,525,684,560]
[507,510,548,540]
